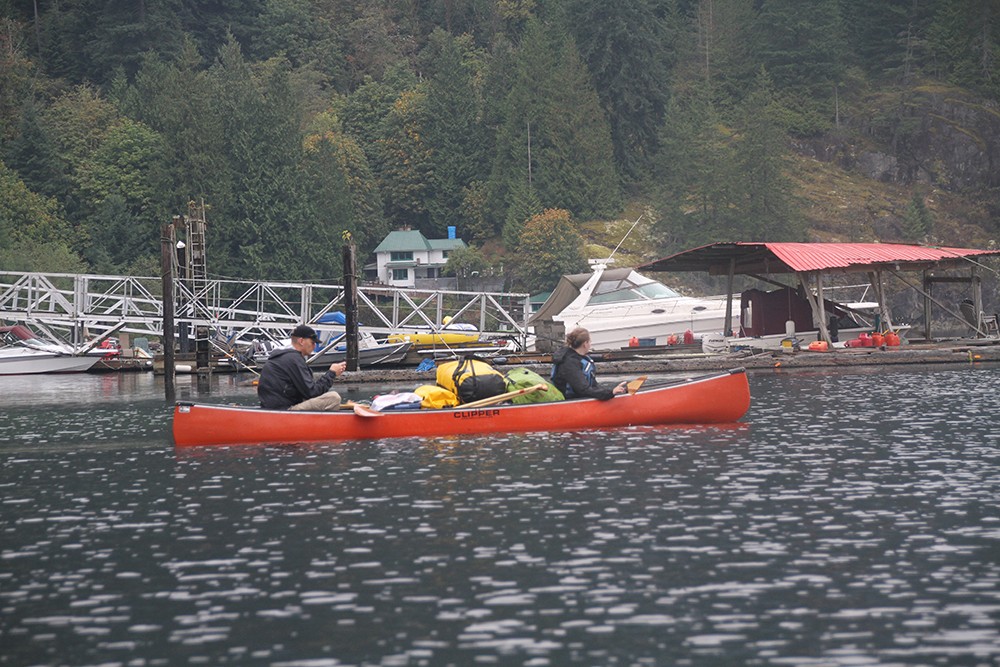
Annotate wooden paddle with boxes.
[626,376,648,395]
[339,401,381,417]
[352,403,382,417]
[459,383,548,409]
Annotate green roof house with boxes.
[371,228,466,288]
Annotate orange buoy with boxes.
[629,336,639,347]
[807,340,829,352]
[885,331,900,346]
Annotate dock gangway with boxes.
[0,271,532,351]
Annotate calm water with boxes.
[1,367,998,667]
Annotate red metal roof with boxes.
[638,242,1000,275]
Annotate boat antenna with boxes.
[606,214,643,263]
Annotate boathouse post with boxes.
[343,239,359,372]
[923,270,933,341]
[797,271,832,344]
[160,218,177,401]
[972,265,983,326]
[724,257,736,337]
[869,269,894,333]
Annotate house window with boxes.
[391,251,413,261]
[392,268,409,281]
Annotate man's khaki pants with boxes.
[289,390,342,411]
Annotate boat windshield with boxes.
[587,279,681,305]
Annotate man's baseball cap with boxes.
[291,324,321,343]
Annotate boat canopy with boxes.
[638,242,1000,276]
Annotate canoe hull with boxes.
[172,368,750,447]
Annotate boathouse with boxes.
[639,242,1000,344]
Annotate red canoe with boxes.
[172,368,750,447]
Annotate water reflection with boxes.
[1,366,999,665]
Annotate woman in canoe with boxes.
[551,327,627,400]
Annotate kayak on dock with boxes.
[172,368,751,447]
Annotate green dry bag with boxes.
[504,367,565,404]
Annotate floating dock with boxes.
[325,338,1000,388]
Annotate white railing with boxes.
[0,271,531,348]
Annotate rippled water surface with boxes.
[1,367,999,666]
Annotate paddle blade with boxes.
[353,403,382,417]
[626,376,648,395]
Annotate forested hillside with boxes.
[1,0,998,293]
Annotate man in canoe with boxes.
[551,327,627,400]
[257,324,347,411]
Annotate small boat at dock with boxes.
[172,368,751,447]
[385,322,481,347]
[306,333,411,368]
[0,325,104,375]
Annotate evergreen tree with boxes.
[565,0,681,180]
[302,111,388,257]
[40,86,122,249]
[0,160,85,272]
[487,20,620,231]
[339,65,419,172]
[515,208,587,293]
[31,0,188,84]
[247,0,349,90]
[926,0,1000,98]
[344,3,419,85]
[650,82,737,248]
[83,194,144,272]
[3,102,71,201]
[755,0,849,134]
[297,134,354,279]
[689,0,759,106]
[0,16,37,142]
[839,0,911,78]
[374,86,435,232]
[904,189,933,241]
[210,37,308,279]
[733,69,800,240]
[501,179,543,252]
[331,132,389,257]
[421,30,491,238]
[76,118,171,268]
[538,33,621,217]
[299,118,387,260]
[121,40,232,218]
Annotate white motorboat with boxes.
[528,259,730,351]
[0,325,103,375]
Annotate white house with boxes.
[369,228,466,287]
